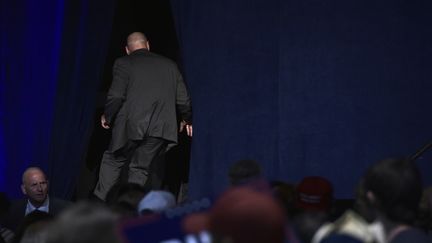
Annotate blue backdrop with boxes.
[171,0,432,199]
[0,0,115,199]
[1,0,432,201]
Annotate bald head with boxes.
[126,32,149,54]
[22,167,46,183]
[21,167,49,207]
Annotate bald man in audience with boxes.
[2,167,71,232]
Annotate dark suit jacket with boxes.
[2,197,71,232]
[105,49,192,152]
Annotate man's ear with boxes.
[21,184,27,195]
[146,41,150,51]
[125,46,130,55]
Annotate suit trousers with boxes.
[94,136,167,200]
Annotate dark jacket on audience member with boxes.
[2,197,71,232]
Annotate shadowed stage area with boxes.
[1,0,432,203]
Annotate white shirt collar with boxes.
[25,196,50,215]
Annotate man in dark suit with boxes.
[93,32,192,201]
[2,167,71,231]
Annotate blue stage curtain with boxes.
[171,0,432,199]
[0,0,115,199]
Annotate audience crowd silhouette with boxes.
[1,158,431,243]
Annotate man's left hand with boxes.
[179,121,193,137]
